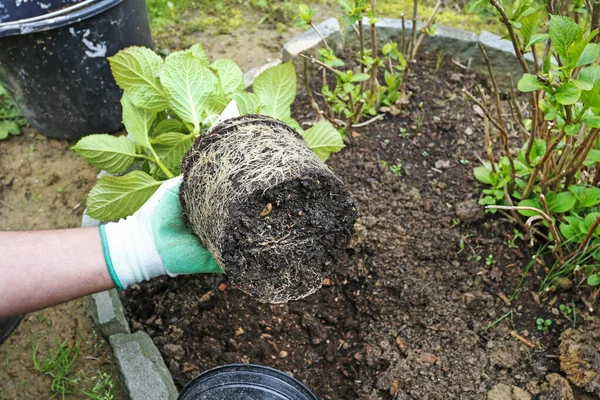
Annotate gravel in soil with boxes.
[123,53,600,399]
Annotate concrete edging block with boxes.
[110,331,178,400]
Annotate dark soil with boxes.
[123,53,600,399]
[180,115,356,303]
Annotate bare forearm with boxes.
[0,228,114,317]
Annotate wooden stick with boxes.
[510,330,536,348]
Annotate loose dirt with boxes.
[123,53,600,399]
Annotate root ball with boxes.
[180,115,356,303]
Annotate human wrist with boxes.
[99,216,167,290]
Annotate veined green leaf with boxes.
[549,15,583,60]
[230,92,261,115]
[154,119,186,135]
[527,33,549,48]
[211,59,244,95]
[351,73,371,82]
[188,43,210,66]
[121,95,155,149]
[518,73,548,92]
[301,121,344,161]
[555,82,581,105]
[87,171,161,221]
[584,115,600,128]
[519,12,542,50]
[152,132,193,175]
[517,198,544,217]
[572,78,593,91]
[473,166,493,184]
[160,52,219,132]
[108,47,169,112]
[579,65,600,86]
[577,43,600,67]
[547,191,577,213]
[72,134,138,174]
[467,0,487,13]
[253,62,296,120]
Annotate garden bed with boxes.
[121,52,599,399]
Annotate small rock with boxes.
[423,200,432,212]
[462,292,478,310]
[465,127,473,136]
[487,383,531,400]
[473,104,485,118]
[419,352,437,364]
[455,200,485,223]
[163,344,185,361]
[218,283,227,291]
[279,350,289,358]
[235,327,245,336]
[322,278,333,286]
[560,325,600,395]
[555,277,573,290]
[539,373,574,400]
[434,159,450,169]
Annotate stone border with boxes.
[83,18,533,400]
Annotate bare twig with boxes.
[579,216,600,253]
[490,0,530,74]
[593,0,600,42]
[408,0,418,59]
[309,22,331,50]
[412,0,443,59]
[522,129,567,199]
[478,42,515,190]
[303,57,324,122]
[401,14,406,54]
[510,330,536,348]
[352,113,385,127]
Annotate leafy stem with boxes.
[149,146,175,178]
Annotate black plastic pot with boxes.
[0,315,23,345]
[0,0,153,139]
[178,364,319,400]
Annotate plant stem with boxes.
[578,216,600,253]
[358,18,365,74]
[409,0,418,60]
[412,0,442,60]
[369,0,378,94]
[401,14,406,54]
[593,0,600,42]
[522,130,567,199]
[303,56,324,121]
[489,0,529,74]
[478,42,515,190]
[149,147,174,178]
[310,22,331,50]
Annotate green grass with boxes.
[32,341,81,399]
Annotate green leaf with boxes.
[151,132,193,175]
[519,13,542,50]
[517,198,543,217]
[108,47,169,112]
[584,115,600,128]
[154,119,186,135]
[0,121,20,140]
[188,43,210,67]
[121,94,155,149]
[72,134,138,174]
[577,43,600,66]
[473,166,493,184]
[555,82,581,105]
[527,33,549,48]
[301,121,344,161]
[549,15,583,60]
[86,171,161,221]
[211,59,244,95]
[518,73,548,92]
[467,0,487,13]
[229,92,261,115]
[587,274,600,286]
[160,52,219,132]
[572,78,593,91]
[579,65,600,86]
[253,62,296,120]
[547,191,577,213]
[351,73,371,82]
[583,212,600,235]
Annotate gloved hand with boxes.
[99,177,223,290]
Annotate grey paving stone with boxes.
[475,30,535,85]
[110,331,178,400]
[282,18,342,62]
[86,289,130,339]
